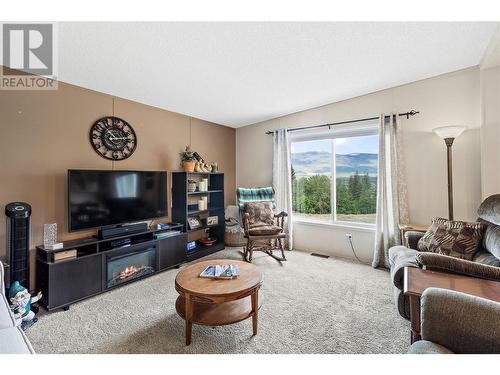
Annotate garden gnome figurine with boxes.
[8,281,42,329]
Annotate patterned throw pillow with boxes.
[418,217,448,250]
[417,217,485,260]
[245,201,275,227]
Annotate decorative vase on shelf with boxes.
[199,180,208,192]
[198,199,207,211]
[188,180,197,192]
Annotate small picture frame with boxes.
[187,217,202,230]
[207,216,218,226]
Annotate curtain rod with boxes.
[265,110,419,135]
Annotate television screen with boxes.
[68,170,168,231]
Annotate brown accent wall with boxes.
[0,78,236,288]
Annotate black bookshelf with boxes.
[172,172,225,261]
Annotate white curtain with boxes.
[273,129,293,250]
[372,114,409,268]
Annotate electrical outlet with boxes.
[346,233,352,239]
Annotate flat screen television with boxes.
[68,170,168,232]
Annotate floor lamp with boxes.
[432,126,466,220]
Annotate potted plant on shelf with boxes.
[180,146,196,172]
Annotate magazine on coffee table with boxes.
[199,264,240,279]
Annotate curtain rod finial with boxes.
[405,110,419,119]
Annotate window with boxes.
[291,123,378,226]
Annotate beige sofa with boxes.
[0,262,35,354]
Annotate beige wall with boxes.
[480,27,500,199]
[480,65,500,199]
[0,78,236,286]
[236,67,481,261]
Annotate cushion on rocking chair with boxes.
[245,201,275,226]
[248,225,283,236]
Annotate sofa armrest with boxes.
[0,261,4,294]
[0,327,35,354]
[405,231,424,250]
[389,247,420,290]
[420,288,500,354]
[416,252,500,282]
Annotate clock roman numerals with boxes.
[95,120,110,133]
[123,145,132,156]
[89,117,137,161]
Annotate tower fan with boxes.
[5,202,31,288]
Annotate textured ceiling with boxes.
[54,22,497,127]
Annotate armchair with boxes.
[408,288,500,354]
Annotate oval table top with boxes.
[175,259,262,299]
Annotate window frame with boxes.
[290,121,379,229]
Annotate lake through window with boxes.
[291,125,379,225]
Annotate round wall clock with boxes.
[89,116,137,160]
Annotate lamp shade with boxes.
[432,126,466,139]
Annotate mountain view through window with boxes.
[291,134,378,224]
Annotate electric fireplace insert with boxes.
[106,247,156,288]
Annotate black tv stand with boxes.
[35,224,186,311]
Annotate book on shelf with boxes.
[156,222,182,230]
[199,264,240,279]
[53,249,77,262]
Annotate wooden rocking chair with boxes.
[242,201,288,263]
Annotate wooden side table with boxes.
[404,267,500,343]
[398,224,428,247]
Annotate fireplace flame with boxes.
[119,265,140,280]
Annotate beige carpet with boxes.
[25,248,409,354]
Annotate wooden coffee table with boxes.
[404,266,500,343]
[175,259,263,345]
